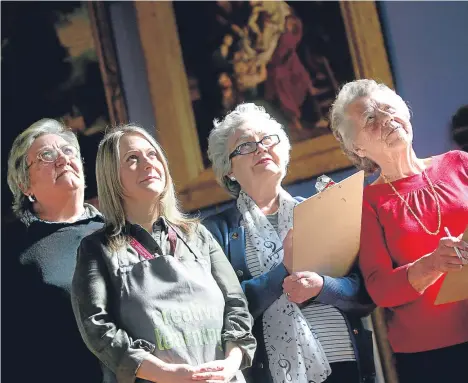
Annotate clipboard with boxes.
[435,225,468,305]
[292,170,365,277]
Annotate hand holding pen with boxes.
[444,227,468,265]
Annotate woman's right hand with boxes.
[408,235,466,293]
[423,235,466,273]
[159,363,223,383]
[137,356,223,383]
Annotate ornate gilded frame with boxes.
[88,2,128,126]
[133,1,394,212]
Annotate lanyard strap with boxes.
[130,226,178,260]
[129,237,155,260]
[167,226,177,255]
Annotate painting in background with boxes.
[1,2,125,217]
[173,1,355,167]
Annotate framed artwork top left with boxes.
[1,1,127,217]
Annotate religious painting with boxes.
[133,1,394,210]
[173,1,355,167]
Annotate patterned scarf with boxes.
[237,189,331,383]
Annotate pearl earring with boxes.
[27,195,36,203]
[230,176,236,182]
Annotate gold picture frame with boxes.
[134,1,394,212]
[88,1,128,126]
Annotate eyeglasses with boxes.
[229,134,280,160]
[27,144,79,169]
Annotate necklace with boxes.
[381,171,441,235]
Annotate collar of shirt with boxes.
[124,217,171,256]
[21,203,103,227]
[152,216,169,233]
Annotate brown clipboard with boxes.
[435,225,468,305]
[292,170,365,277]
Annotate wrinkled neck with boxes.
[249,187,280,215]
[34,190,85,223]
[378,147,426,181]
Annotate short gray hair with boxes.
[329,79,410,174]
[96,124,198,248]
[207,103,291,197]
[7,118,80,217]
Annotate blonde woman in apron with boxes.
[72,125,256,383]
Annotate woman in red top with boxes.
[329,79,468,383]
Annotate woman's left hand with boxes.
[191,356,241,382]
[283,271,324,304]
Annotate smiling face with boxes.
[24,133,84,202]
[119,133,166,204]
[347,90,413,164]
[228,122,285,193]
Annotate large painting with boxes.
[1,1,126,216]
[173,1,355,167]
[135,1,394,211]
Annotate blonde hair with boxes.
[96,124,198,248]
[7,118,81,217]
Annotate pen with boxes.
[444,227,464,262]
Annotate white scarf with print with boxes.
[237,189,331,383]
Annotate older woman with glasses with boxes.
[4,119,104,383]
[203,103,376,383]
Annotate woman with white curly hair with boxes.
[203,103,376,383]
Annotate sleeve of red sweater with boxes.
[359,199,423,308]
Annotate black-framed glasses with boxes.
[27,144,79,169]
[229,134,280,160]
